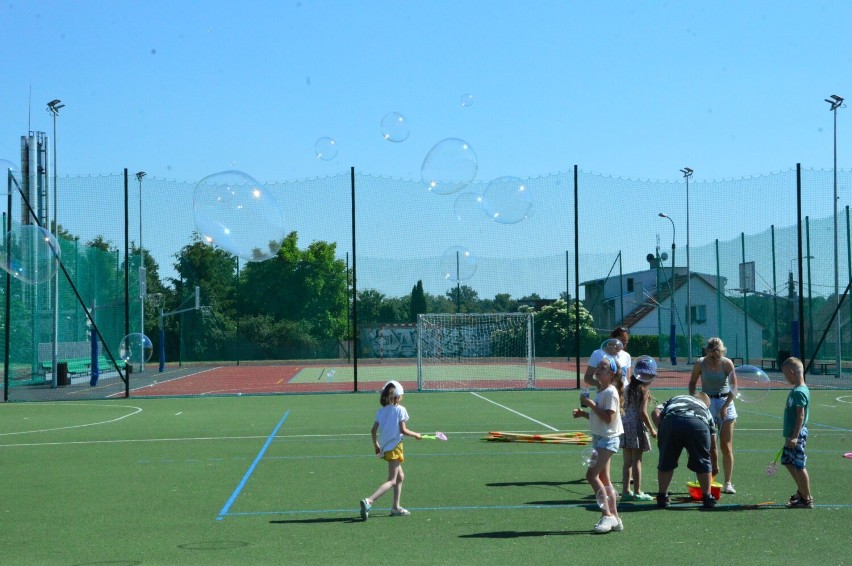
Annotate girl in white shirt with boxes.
[574,356,625,534]
[360,380,421,520]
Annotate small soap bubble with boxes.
[380,112,410,142]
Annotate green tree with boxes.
[483,293,518,313]
[171,234,238,360]
[532,299,597,357]
[409,280,427,322]
[357,289,387,324]
[444,285,481,313]
[239,231,348,346]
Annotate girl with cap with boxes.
[620,356,658,501]
[360,380,421,520]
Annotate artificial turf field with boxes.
[0,388,848,565]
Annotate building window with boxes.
[691,304,707,323]
[627,278,634,292]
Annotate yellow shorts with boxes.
[382,442,404,462]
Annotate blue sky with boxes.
[2,1,851,184]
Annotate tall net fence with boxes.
[2,166,850,401]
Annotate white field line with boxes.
[470,391,559,431]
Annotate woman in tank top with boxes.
[688,337,738,494]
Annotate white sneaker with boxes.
[612,517,624,532]
[723,482,736,494]
[593,515,617,534]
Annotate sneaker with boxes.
[634,492,654,501]
[390,507,411,516]
[656,493,670,508]
[621,492,635,501]
[722,482,736,494]
[359,499,371,520]
[788,492,803,505]
[611,517,624,532]
[786,496,814,509]
[593,515,618,533]
[702,494,717,509]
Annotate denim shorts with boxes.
[592,434,621,454]
[709,396,738,427]
[780,427,808,469]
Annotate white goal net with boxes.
[416,313,535,391]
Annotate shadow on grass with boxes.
[270,517,360,525]
[486,479,586,488]
[459,529,590,539]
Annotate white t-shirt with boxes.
[588,348,631,381]
[589,384,624,437]
[375,404,410,452]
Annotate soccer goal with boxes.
[416,313,535,391]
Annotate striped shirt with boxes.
[657,395,716,433]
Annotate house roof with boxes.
[582,269,763,330]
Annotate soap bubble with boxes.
[119,333,153,364]
[731,365,771,403]
[481,176,532,224]
[440,246,477,282]
[453,192,484,222]
[421,138,478,195]
[380,112,409,142]
[314,137,338,161]
[0,223,61,284]
[193,170,286,262]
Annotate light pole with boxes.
[681,167,694,362]
[825,94,844,376]
[136,171,146,372]
[659,213,677,364]
[47,99,64,388]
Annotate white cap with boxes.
[385,380,404,397]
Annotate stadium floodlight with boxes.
[659,213,677,364]
[46,99,64,388]
[825,94,844,375]
[680,167,694,363]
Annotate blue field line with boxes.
[216,409,291,521]
[222,501,852,519]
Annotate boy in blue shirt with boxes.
[781,357,812,509]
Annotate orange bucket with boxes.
[686,481,722,501]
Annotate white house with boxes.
[581,265,765,362]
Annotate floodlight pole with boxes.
[47,99,64,387]
[825,95,844,376]
[136,171,146,372]
[681,167,694,363]
[659,213,677,364]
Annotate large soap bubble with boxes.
[421,138,478,195]
[481,176,532,224]
[193,171,286,262]
[440,246,477,282]
[0,223,61,284]
[119,333,154,364]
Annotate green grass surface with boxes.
[0,389,849,565]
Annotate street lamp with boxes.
[46,99,64,388]
[659,212,677,364]
[825,94,844,376]
[136,171,146,372]
[681,167,694,362]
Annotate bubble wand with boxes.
[765,447,783,476]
